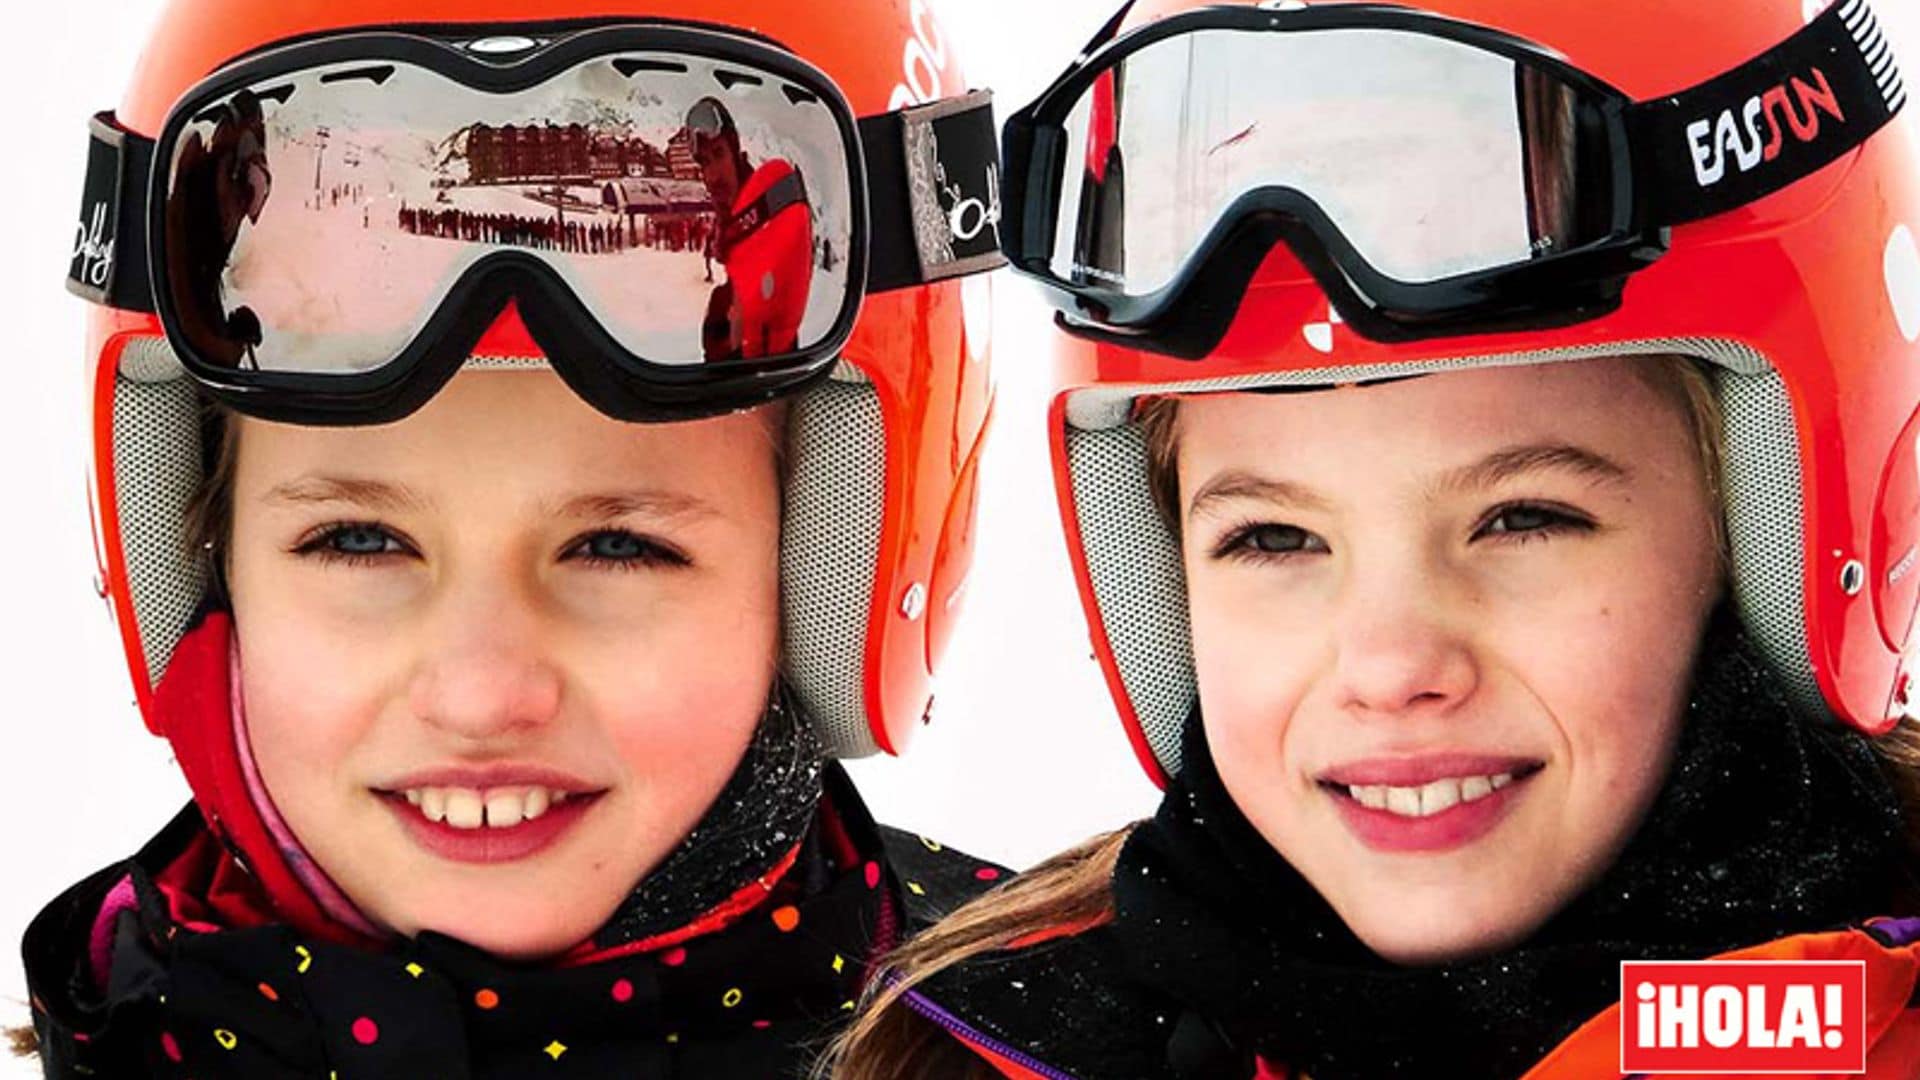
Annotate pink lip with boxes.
[378,791,601,865]
[1318,753,1542,788]
[1324,768,1541,854]
[374,764,603,795]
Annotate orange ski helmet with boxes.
[1017,0,1920,783]
[77,0,995,769]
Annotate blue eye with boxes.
[329,525,398,555]
[293,522,407,564]
[569,530,690,570]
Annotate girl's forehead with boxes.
[1180,358,1686,448]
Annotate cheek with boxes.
[1187,561,1320,798]
[579,561,781,783]
[235,611,392,809]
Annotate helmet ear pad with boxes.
[1056,341,1824,782]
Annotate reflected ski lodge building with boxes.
[462,122,714,228]
[465,123,705,187]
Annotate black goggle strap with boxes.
[1629,0,1904,227]
[69,89,1005,312]
[861,88,1007,291]
[68,111,155,313]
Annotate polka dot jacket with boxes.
[21,766,1005,1079]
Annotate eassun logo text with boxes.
[1620,961,1867,1073]
[1686,68,1847,187]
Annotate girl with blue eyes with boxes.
[21,0,1006,1073]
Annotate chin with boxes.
[423,911,596,960]
[379,891,607,961]
[1343,892,1546,968]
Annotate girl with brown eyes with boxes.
[827,0,1920,1076]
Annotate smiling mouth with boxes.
[1318,763,1546,819]
[379,786,598,830]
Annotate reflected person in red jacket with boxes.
[687,96,814,363]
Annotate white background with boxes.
[2,1,1916,1066]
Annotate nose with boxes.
[407,575,563,743]
[1328,554,1480,719]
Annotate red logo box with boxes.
[1620,961,1867,1074]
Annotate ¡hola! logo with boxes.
[1686,66,1847,188]
[1620,961,1867,1074]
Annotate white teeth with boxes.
[1386,786,1422,816]
[401,786,573,829]
[485,790,525,829]
[1344,770,1523,818]
[444,789,484,830]
[1418,778,1461,816]
[524,787,551,821]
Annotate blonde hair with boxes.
[825,354,1920,1078]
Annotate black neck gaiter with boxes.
[591,681,826,949]
[1112,612,1914,1079]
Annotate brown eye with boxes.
[1246,524,1312,553]
[1475,503,1594,541]
[1212,522,1327,562]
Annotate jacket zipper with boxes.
[901,987,1083,1080]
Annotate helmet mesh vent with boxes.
[1065,421,1194,775]
[783,378,886,758]
[113,339,209,690]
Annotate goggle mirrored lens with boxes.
[162,48,855,375]
[1048,28,1603,295]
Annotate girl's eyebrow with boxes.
[262,478,717,522]
[1186,442,1633,525]
[1429,442,1632,498]
[263,475,428,512]
[1188,471,1332,525]
[550,489,719,522]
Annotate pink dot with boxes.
[863,862,882,889]
[611,978,634,1003]
[161,1032,182,1063]
[351,1017,379,1045]
[752,1019,772,1030]
[660,947,687,968]
[975,867,1002,882]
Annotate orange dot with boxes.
[257,982,280,1002]
[771,906,802,932]
[474,988,500,1010]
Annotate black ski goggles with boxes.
[1000,0,1906,357]
[69,22,1005,424]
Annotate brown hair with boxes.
[816,829,1133,1079]
[825,355,1920,1077]
[184,399,242,564]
